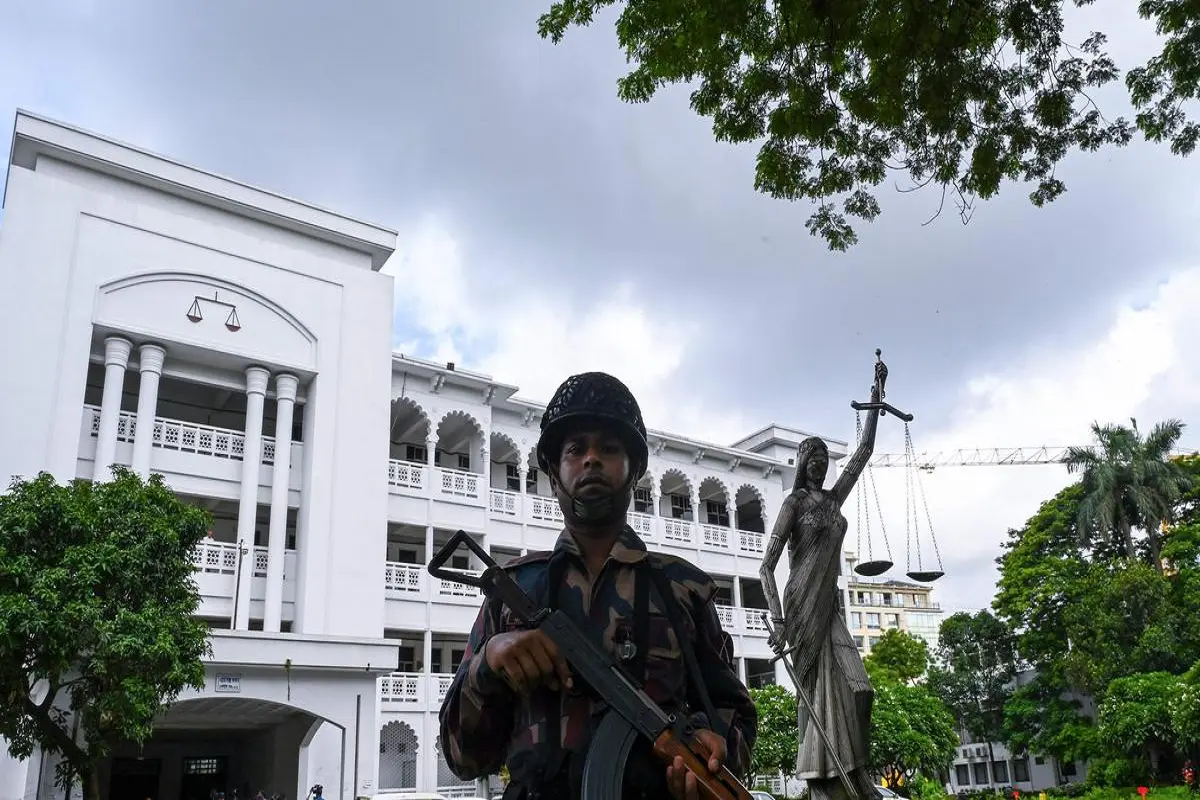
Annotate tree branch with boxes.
[22,695,88,770]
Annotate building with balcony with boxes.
[843,553,945,655]
[0,111,852,800]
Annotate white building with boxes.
[841,565,945,656]
[0,111,855,800]
[945,670,1095,794]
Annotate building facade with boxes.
[0,112,865,799]
[944,670,1095,795]
[946,736,1089,795]
[842,564,945,656]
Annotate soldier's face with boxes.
[555,429,631,498]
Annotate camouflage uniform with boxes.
[439,526,758,799]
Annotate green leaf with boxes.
[531,0,1200,250]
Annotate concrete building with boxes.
[945,670,1095,794]
[0,112,858,799]
[947,736,1088,795]
[843,554,944,655]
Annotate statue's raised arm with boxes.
[832,349,910,507]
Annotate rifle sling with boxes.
[644,559,726,738]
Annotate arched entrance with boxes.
[99,698,340,800]
[376,721,417,791]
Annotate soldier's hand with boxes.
[484,629,573,694]
[666,728,728,800]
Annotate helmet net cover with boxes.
[536,371,649,481]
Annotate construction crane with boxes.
[869,446,1197,471]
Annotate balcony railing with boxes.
[388,462,768,555]
[193,540,291,579]
[379,671,456,705]
[387,565,768,639]
[83,405,297,466]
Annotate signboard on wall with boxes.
[214,673,242,693]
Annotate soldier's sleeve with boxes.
[438,597,514,779]
[693,585,758,778]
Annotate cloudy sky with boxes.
[2,0,1197,616]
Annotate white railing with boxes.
[739,530,765,554]
[380,672,421,703]
[663,518,694,544]
[193,540,238,574]
[437,787,478,799]
[743,607,769,632]
[701,524,729,549]
[438,467,480,499]
[490,489,519,516]
[385,562,422,594]
[192,541,289,578]
[528,495,563,524]
[84,405,294,466]
[628,511,654,538]
[377,460,769,557]
[436,568,481,599]
[387,459,425,490]
[715,604,736,629]
[433,673,454,703]
[378,672,457,705]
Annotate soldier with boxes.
[439,371,757,800]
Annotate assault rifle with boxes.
[429,529,753,800]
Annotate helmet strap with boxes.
[555,472,637,532]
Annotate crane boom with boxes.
[868,447,1196,469]
[869,447,1073,469]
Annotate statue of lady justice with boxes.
[759,351,899,800]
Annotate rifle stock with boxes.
[428,529,754,799]
[651,726,754,800]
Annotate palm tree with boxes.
[1063,418,1193,571]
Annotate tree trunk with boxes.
[986,741,997,788]
[1120,520,1135,560]
[1149,526,1164,574]
[83,766,101,800]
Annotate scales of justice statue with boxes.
[758,349,915,800]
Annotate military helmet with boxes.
[536,371,649,480]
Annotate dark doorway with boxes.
[180,756,228,800]
[109,758,162,800]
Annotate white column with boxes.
[92,336,133,482]
[420,628,434,790]
[130,343,166,479]
[234,366,270,630]
[264,373,299,633]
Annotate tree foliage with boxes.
[536,0,1200,250]
[927,611,1018,755]
[864,629,929,684]
[993,438,1200,774]
[749,682,800,785]
[1064,418,1193,570]
[1094,663,1200,783]
[993,483,1092,681]
[867,662,959,789]
[0,468,212,800]
[1002,674,1099,766]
